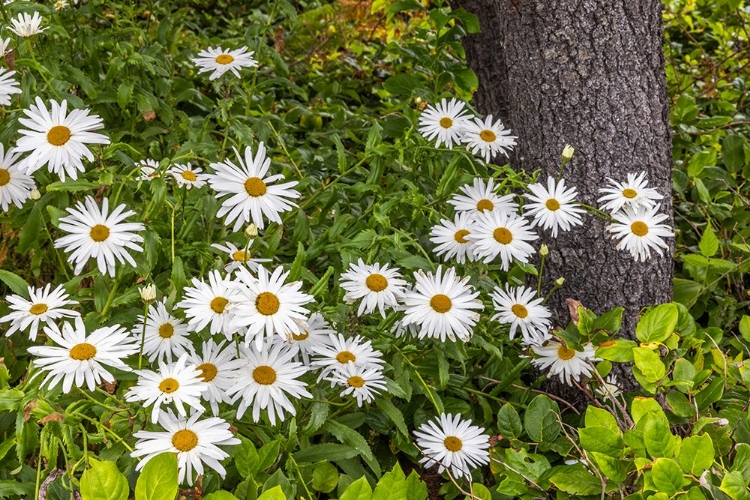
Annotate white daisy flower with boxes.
[212,241,270,273]
[447,178,518,216]
[1,283,79,340]
[53,0,69,11]
[339,259,407,317]
[207,143,300,231]
[231,265,315,349]
[134,300,191,364]
[401,266,484,342]
[531,341,598,386]
[188,340,246,415]
[136,158,161,181]
[326,363,387,407]
[131,410,240,485]
[594,374,622,402]
[524,176,584,237]
[226,342,311,425]
[191,46,258,81]
[0,38,10,57]
[606,204,673,262]
[0,69,21,106]
[125,354,209,424]
[27,317,137,393]
[417,98,471,149]
[429,212,477,264]
[597,172,663,214]
[468,210,537,270]
[0,145,35,212]
[281,312,335,365]
[461,115,516,163]
[9,12,47,37]
[169,163,207,189]
[54,196,144,277]
[414,413,490,479]
[16,97,110,181]
[311,333,385,379]
[175,270,244,337]
[490,285,551,345]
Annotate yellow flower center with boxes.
[545,199,561,211]
[454,229,470,243]
[89,224,110,242]
[232,250,250,262]
[347,376,365,388]
[215,54,234,65]
[244,177,267,197]
[336,351,356,364]
[430,294,452,313]
[158,323,174,339]
[511,304,528,319]
[158,377,180,394]
[171,429,198,452]
[444,436,463,452]
[439,117,453,128]
[622,188,637,199]
[47,125,72,146]
[479,129,496,143]
[181,170,197,182]
[197,362,218,382]
[476,199,494,212]
[210,296,229,314]
[256,292,280,315]
[29,303,48,315]
[0,169,9,186]
[557,346,576,360]
[493,227,513,244]
[70,343,96,361]
[365,273,388,292]
[292,331,309,341]
[253,365,277,385]
[631,221,649,237]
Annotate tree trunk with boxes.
[455,0,674,390]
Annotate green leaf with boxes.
[643,412,676,458]
[524,395,561,444]
[312,463,338,493]
[45,179,100,192]
[257,440,281,471]
[203,493,239,500]
[732,444,750,482]
[722,134,747,173]
[636,303,678,344]
[372,464,407,500]
[688,149,717,177]
[17,203,44,253]
[699,225,720,257]
[673,278,704,308]
[678,434,714,476]
[0,270,29,296]
[651,458,686,496]
[720,471,750,499]
[134,453,178,500]
[739,316,750,342]
[585,406,619,433]
[323,420,374,461]
[383,74,421,96]
[339,477,372,500]
[590,452,627,483]
[0,480,34,497]
[548,464,602,496]
[235,437,260,477]
[406,471,428,500]
[592,307,624,334]
[695,377,725,411]
[497,403,523,439]
[579,427,624,456]
[468,483,492,500]
[80,459,129,500]
[633,347,666,383]
[450,8,481,33]
[293,444,359,463]
[377,397,409,437]
[596,339,637,362]
[257,486,286,500]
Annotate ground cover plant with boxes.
[0,0,750,499]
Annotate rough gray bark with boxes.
[455,0,674,395]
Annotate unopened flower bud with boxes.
[245,223,258,238]
[140,284,156,303]
[562,144,574,161]
[717,418,729,426]
[555,277,565,286]
[540,244,549,257]
[30,189,41,200]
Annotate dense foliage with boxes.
[0,0,749,499]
